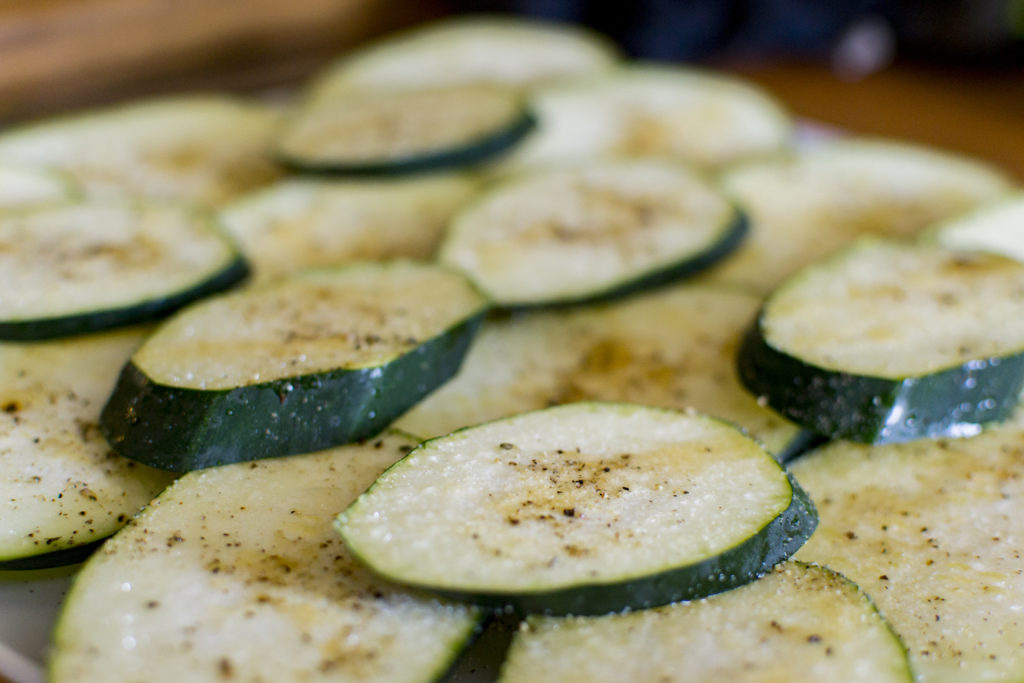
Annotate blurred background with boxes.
[0,0,1021,176]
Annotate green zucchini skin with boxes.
[738,317,1024,444]
[0,256,248,341]
[100,313,484,472]
[0,539,104,571]
[278,111,536,177]
[414,474,816,617]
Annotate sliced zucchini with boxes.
[396,281,805,459]
[738,237,1024,444]
[0,200,248,340]
[0,95,282,206]
[339,402,817,616]
[101,262,489,472]
[791,409,1024,682]
[306,14,620,100]
[0,164,76,208]
[703,138,1016,293]
[218,174,479,282]
[929,193,1024,263]
[438,160,746,307]
[0,328,175,569]
[50,432,482,683]
[277,85,535,175]
[494,65,792,172]
[498,562,911,683]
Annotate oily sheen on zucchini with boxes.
[338,403,817,616]
[498,562,911,683]
[50,432,482,683]
[739,237,1024,444]
[277,85,535,175]
[438,160,746,307]
[0,328,175,570]
[791,408,1024,682]
[101,262,488,472]
[0,201,247,340]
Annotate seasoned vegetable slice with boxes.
[496,65,792,172]
[50,432,482,683]
[396,282,805,459]
[792,410,1024,683]
[218,174,478,282]
[306,14,619,99]
[0,201,248,340]
[739,237,1024,443]
[498,562,911,683]
[0,95,281,206]
[277,85,535,175]
[101,262,489,471]
[0,328,175,569]
[929,193,1024,263]
[339,402,816,616]
[704,138,1015,293]
[438,160,745,307]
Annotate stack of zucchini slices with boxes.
[3,10,1023,683]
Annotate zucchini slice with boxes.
[305,15,620,100]
[339,402,817,616]
[278,85,534,176]
[704,138,1016,293]
[498,562,911,683]
[929,193,1024,263]
[494,65,792,172]
[396,281,806,460]
[0,328,175,570]
[791,410,1024,682]
[438,160,746,307]
[0,200,248,340]
[0,95,282,206]
[0,164,76,208]
[218,174,479,282]
[739,237,1024,444]
[101,262,489,472]
[50,432,482,683]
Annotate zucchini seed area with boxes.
[132,263,487,389]
[763,239,1024,378]
[499,562,910,683]
[341,404,793,595]
[440,161,739,305]
[0,202,240,325]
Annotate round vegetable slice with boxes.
[929,193,1024,263]
[738,237,1024,444]
[338,402,817,616]
[0,200,248,340]
[50,432,482,683]
[498,562,911,683]
[101,261,489,471]
[277,85,535,175]
[438,159,746,307]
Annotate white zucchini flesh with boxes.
[50,432,481,683]
[494,65,792,172]
[396,282,802,457]
[791,407,1024,683]
[131,261,488,390]
[929,193,1024,263]
[761,237,1024,378]
[306,15,619,100]
[0,201,243,326]
[0,328,174,565]
[438,160,741,306]
[0,164,76,208]
[0,96,281,206]
[340,403,798,602]
[277,85,531,171]
[218,175,478,283]
[498,562,911,683]
[704,138,1016,293]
